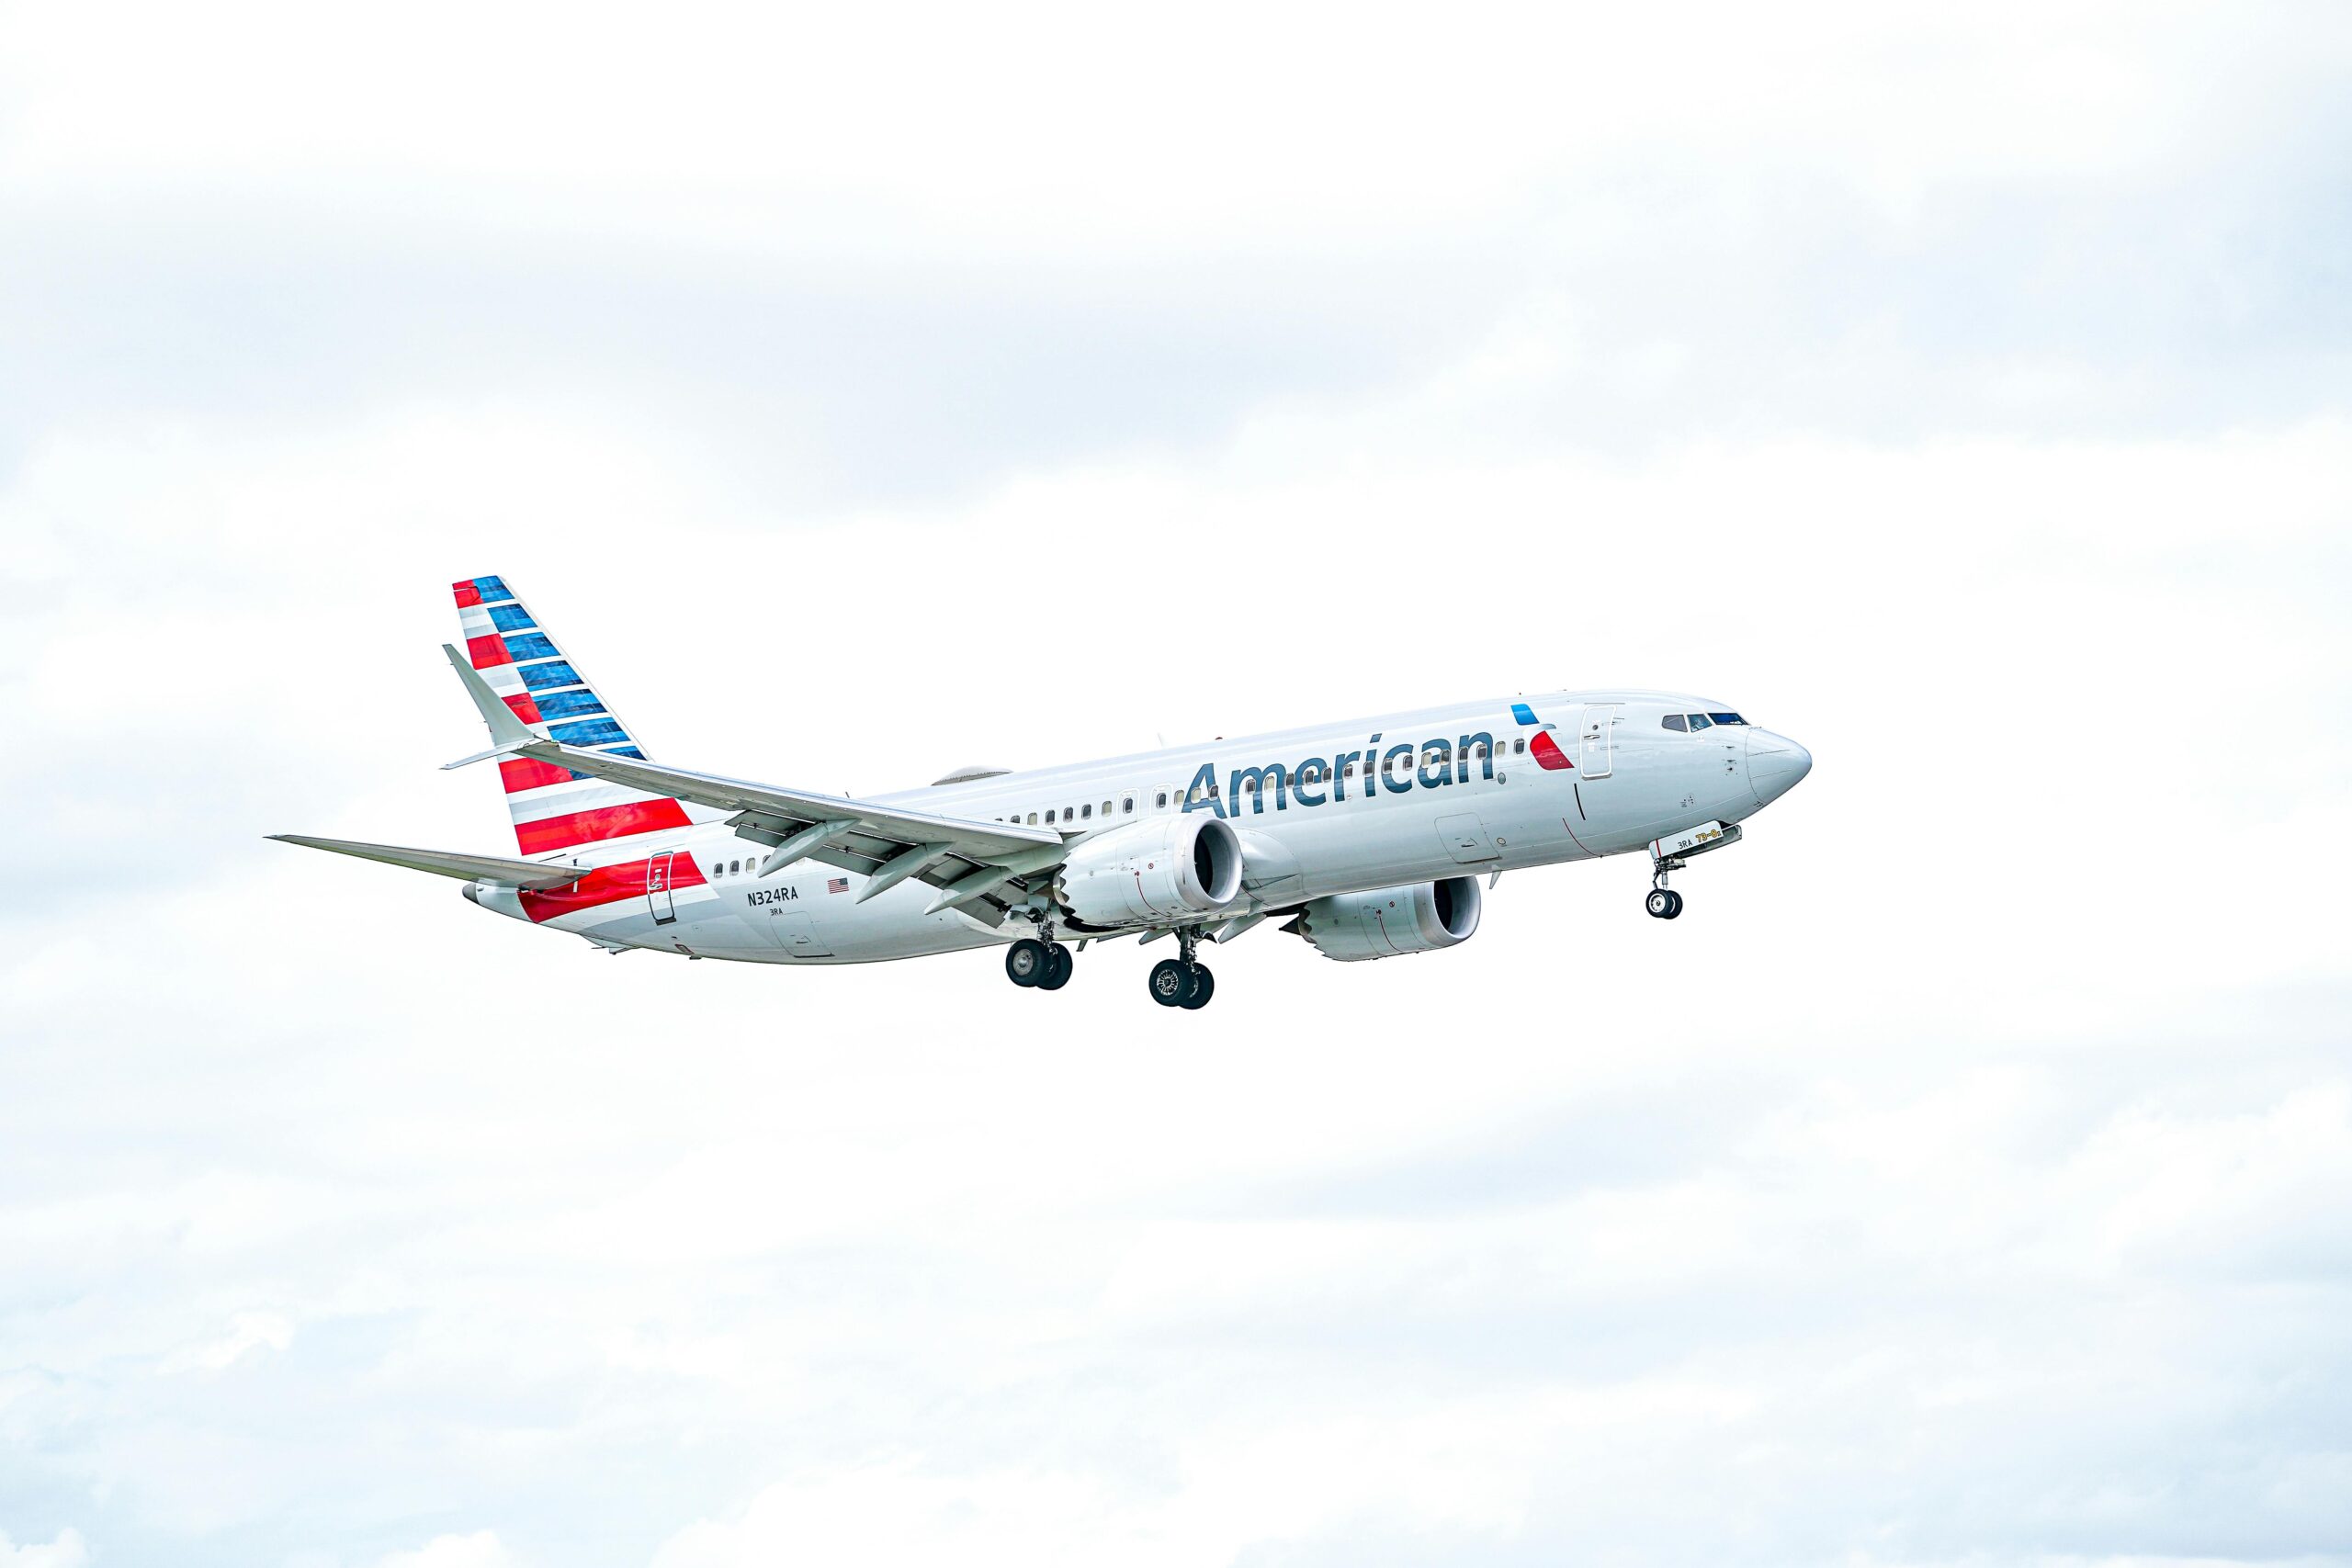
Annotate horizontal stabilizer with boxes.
[266,833,582,888]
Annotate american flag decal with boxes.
[827,877,850,894]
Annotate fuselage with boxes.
[467,689,1811,964]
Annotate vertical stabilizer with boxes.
[450,575,713,857]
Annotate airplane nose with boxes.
[1746,728,1813,807]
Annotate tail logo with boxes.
[453,574,695,855]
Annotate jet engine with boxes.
[1052,814,1245,929]
[1288,875,1482,961]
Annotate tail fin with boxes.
[451,575,711,857]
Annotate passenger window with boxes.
[1081,804,1093,819]
[1513,738,1525,754]
[1689,713,1713,730]
[1027,811,1037,824]
[1662,714,1688,732]
[729,860,740,874]
[1155,792,1167,808]
[1046,809,1056,823]
[1101,800,1112,817]
[1123,796,1135,813]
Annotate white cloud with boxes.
[0,1533,87,1568]
[373,1532,515,1568]
[152,1311,296,1376]
[4,1,2324,260]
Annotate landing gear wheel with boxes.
[1179,963,1216,1009]
[1645,888,1674,919]
[1006,938,1048,987]
[1661,889,1683,919]
[1037,942,1074,990]
[1148,958,1191,1008]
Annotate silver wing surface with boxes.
[442,645,1065,919]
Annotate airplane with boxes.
[272,576,1812,1008]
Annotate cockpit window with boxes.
[1688,713,1713,730]
[1707,712,1747,726]
[1661,714,1688,732]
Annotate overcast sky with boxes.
[3,3,2350,1565]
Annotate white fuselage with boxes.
[469,689,1809,963]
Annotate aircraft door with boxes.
[1578,705,1620,779]
[646,849,682,925]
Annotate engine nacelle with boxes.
[1053,814,1245,929]
[1291,875,1482,961]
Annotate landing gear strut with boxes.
[1645,858,1685,920]
[1006,919,1074,989]
[1148,925,1216,1009]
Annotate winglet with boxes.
[440,642,539,767]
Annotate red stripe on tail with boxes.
[453,581,482,607]
[468,634,512,669]
[514,799,693,855]
[500,756,578,793]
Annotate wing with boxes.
[441,646,1065,919]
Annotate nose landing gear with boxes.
[1645,861,1685,919]
[1642,820,1743,921]
[1147,925,1216,1009]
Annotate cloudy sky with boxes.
[3,2,2349,1564]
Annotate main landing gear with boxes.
[1645,859,1685,920]
[1005,931,1073,990]
[1006,919,1218,1007]
[1148,926,1216,1010]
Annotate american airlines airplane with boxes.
[273,576,1813,1008]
